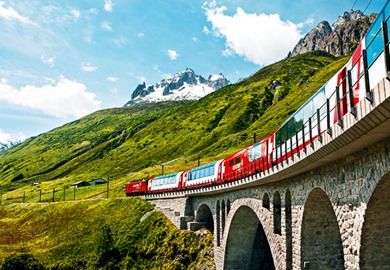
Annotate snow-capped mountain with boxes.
[124,68,230,106]
[0,140,20,152]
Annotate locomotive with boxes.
[126,2,390,196]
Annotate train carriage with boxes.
[184,160,223,189]
[125,179,148,196]
[222,135,274,182]
[149,171,187,193]
[273,43,367,164]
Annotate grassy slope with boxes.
[0,198,215,269]
[0,52,350,267]
[0,52,349,198]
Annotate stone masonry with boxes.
[146,77,390,269]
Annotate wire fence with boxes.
[0,181,116,204]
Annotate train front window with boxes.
[248,143,261,162]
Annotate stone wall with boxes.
[146,77,390,269]
[184,136,390,270]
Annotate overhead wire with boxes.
[363,0,373,13]
[351,0,359,11]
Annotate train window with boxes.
[275,130,281,147]
[367,31,383,67]
[236,157,240,164]
[294,109,303,133]
[281,124,288,143]
[313,88,325,109]
[248,143,261,162]
[287,118,295,139]
[229,160,234,167]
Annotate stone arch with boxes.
[360,171,390,269]
[224,205,275,270]
[285,190,292,270]
[263,192,270,209]
[216,200,220,246]
[226,199,231,215]
[273,191,281,235]
[195,203,214,233]
[301,188,344,269]
[221,199,226,236]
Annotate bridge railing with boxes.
[218,4,390,183]
[146,3,390,198]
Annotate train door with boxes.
[218,161,225,184]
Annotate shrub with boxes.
[1,253,44,270]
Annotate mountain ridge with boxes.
[290,10,376,57]
[124,68,230,107]
[0,140,20,152]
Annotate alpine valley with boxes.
[0,9,376,270]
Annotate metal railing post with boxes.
[362,49,373,102]
[336,86,344,128]
[382,21,390,80]
[347,70,357,117]
[295,131,300,158]
[302,125,306,154]
[309,117,314,148]
[317,109,322,143]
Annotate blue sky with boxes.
[0,0,387,143]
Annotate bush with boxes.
[1,253,44,270]
[10,173,24,182]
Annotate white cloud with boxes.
[0,129,26,143]
[152,65,161,73]
[161,73,172,80]
[137,75,146,82]
[81,62,98,72]
[113,36,127,48]
[192,37,198,42]
[83,26,94,43]
[0,77,101,118]
[101,21,112,31]
[221,48,233,57]
[107,76,118,82]
[203,26,210,35]
[203,2,302,66]
[167,49,179,60]
[138,32,144,38]
[40,55,56,67]
[0,1,37,26]
[104,0,113,12]
[89,8,98,15]
[0,129,13,142]
[71,9,81,21]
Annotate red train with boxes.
[126,3,390,196]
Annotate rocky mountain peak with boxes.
[332,10,365,30]
[290,21,332,57]
[124,69,230,107]
[290,10,375,57]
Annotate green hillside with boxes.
[0,51,350,267]
[0,198,215,269]
[0,52,349,197]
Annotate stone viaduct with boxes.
[146,74,390,270]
